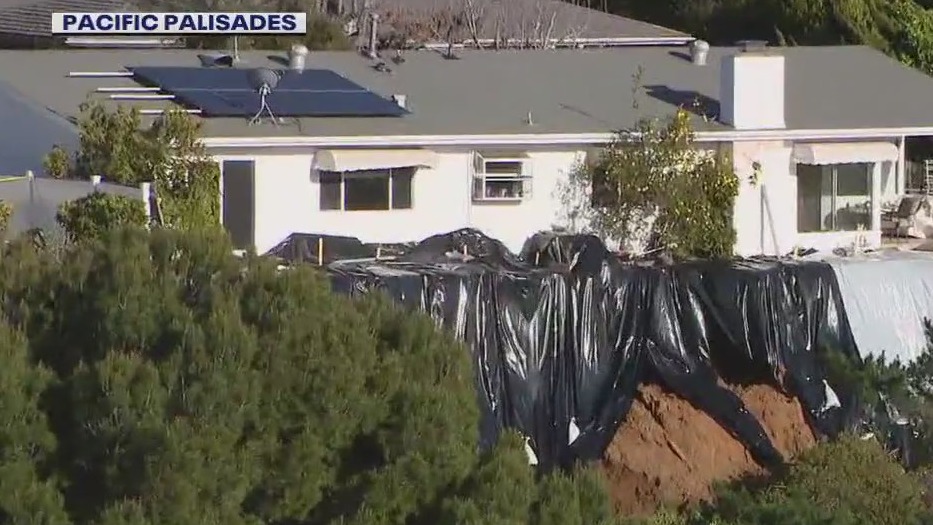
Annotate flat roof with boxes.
[1,45,933,142]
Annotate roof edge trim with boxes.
[200,127,933,149]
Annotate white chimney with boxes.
[719,50,785,130]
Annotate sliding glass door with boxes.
[796,163,872,232]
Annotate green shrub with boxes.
[56,191,147,243]
[0,226,619,523]
[0,200,12,236]
[702,436,928,525]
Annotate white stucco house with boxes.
[2,41,933,255]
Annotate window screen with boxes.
[391,168,413,209]
[344,170,391,211]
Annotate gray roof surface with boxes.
[0,76,78,176]
[0,0,130,37]
[372,0,688,42]
[0,45,932,145]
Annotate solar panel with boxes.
[127,66,408,118]
[171,89,408,118]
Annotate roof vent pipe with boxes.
[689,39,709,65]
[368,13,379,58]
[288,43,309,71]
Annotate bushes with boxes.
[698,435,928,525]
[56,192,148,243]
[0,227,617,524]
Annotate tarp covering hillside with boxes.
[270,229,862,468]
[811,250,933,363]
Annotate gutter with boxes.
[201,127,933,149]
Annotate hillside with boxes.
[606,0,933,74]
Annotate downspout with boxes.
[897,136,907,195]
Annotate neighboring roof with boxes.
[1,45,933,144]
[0,77,77,176]
[371,0,690,45]
[0,0,129,37]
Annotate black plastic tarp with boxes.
[288,229,861,468]
[265,233,414,265]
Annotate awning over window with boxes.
[793,142,899,165]
[313,149,438,172]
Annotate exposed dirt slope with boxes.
[602,383,816,516]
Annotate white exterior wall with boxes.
[731,139,901,256]
[216,147,582,254]
[216,137,905,257]
[731,140,796,256]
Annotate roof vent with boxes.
[288,43,309,72]
[198,53,235,68]
[392,94,407,109]
[737,39,768,52]
[689,40,709,65]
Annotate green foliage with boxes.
[885,0,933,73]
[0,227,620,524]
[0,323,69,524]
[52,102,220,232]
[43,145,70,179]
[816,325,933,467]
[56,192,148,243]
[609,0,933,75]
[780,436,925,524]
[0,200,12,236]
[568,108,739,259]
[438,432,618,525]
[698,436,928,525]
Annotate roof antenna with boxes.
[247,68,281,126]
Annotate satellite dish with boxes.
[246,68,282,126]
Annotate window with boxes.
[797,163,872,232]
[472,152,532,201]
[318,168,414,211]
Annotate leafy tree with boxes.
[606,0,933,75]
[48,103,219,231]
[56,192,148,243]
[559,108,739,259]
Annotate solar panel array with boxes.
[129,66,408,118]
